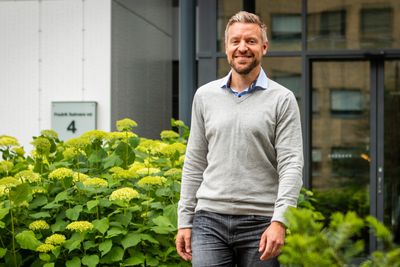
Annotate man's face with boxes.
[225,22,268,75]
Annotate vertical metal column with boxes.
[179,0,196,125]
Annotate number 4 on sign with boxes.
[67,120,77,133]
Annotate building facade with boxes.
[1,0,399,252]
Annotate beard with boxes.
[228,54,260,75]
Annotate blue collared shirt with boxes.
[220,68,269,97]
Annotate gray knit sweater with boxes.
[178,74,303,228]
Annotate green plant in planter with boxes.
[0,118,190,267]
[280,206,400,267]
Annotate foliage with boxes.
[280,194,400,267]
[0,118,190,267]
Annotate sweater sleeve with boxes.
[271,92,304,225]
[177,92,208,228]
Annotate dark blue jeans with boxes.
[192,210,280,267]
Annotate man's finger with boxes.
[260,239,274,260]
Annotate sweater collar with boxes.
[220,68,269,91]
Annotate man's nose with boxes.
[238,40,248,52]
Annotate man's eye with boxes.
[248,40,256,44]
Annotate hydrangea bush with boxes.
[0,118,190,267]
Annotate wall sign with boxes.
[51,102,97,141]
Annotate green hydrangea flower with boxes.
[80,130,107,141]
[36,243,55,252]
[45,234,66,245]
[160,130,180,140]
[82,177,108,187]
[0,161,14,174]
[109,167,135,179]
[137,176,167,187]
[48,168,74,180]
[63,147,80,159]
[31,137,51,155]
[137,139,165,154]
[106,131,137,141]
[11,147,25,157]
[116,118,137,132]
[164,168,182,177]
[109,187,139,202]
[160,143,186,156]
[15,170,41,183]
[73,172,89,183]
[136,167,161,176]
[40,129,59,139]
[66,221,94,232]
[0,135,19,147]
[29,220,50,231]
[0,176,21,187]
[65,137,91,149]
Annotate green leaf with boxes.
[52,246,61,258]
[103,154,123,169]
[145,255,159,266]
[163,203,178,227]
[9,183,31,205]
[100,246,124,263]
[88,149,107,164]
[151,215,176,234]
[128,136,140,148]
[99,239,113,257]
[51,219,68,232]
[83,241,97,251]
[87,200,99,211]
[93,217,109,234]
[139,234,159,244]
[64,234,82,253]
[43,263,55,267]
[0,207,9,220]
[121,233,141,250]
[15,230,41,250]
[114,212,132,227]
[66,256,81,267]
[29,211,51,219]
[39,253,51,262]
[123,252,145,266]
[42,201,62,209]
[29,195,48,209]
[106,227,127,238]
[66,205,83,220]
[55,191,69,202]
[0,248,7,258]
[82,254,99,267]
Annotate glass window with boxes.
[262,57,302,102]
[311,61,370,237]
[360,7,393,48]
[330,89,363,115]
[256,0,302,51]
[308,0,400,50]
[271,14,301,41]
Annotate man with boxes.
[176,11,303,267]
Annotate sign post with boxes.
[51,102,97,141]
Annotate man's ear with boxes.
[263,42,268,55]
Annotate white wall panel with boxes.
[0,1,40,148]
[0,0,111,149]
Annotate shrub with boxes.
[0,118,190,267]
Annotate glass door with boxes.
[384,60,400,244]
[311,59,400,252]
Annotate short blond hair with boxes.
[225,11,268,43]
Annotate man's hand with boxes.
[258,221,286,260]
[176,228,192,261]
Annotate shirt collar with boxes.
[220,68,269,91]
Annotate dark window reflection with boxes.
[360,7,393,48]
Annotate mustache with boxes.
[234,52,253,57]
